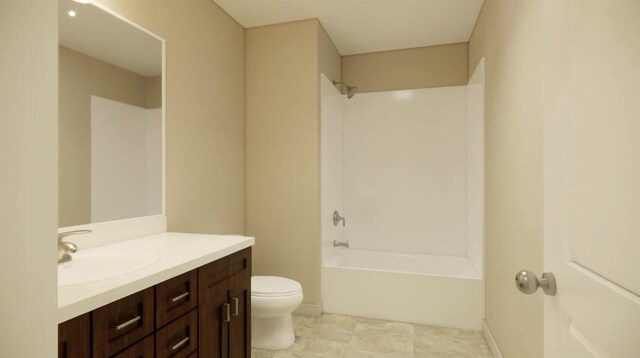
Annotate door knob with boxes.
[515,270,557,296]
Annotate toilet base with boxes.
[251,314,295,350]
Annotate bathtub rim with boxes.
[324,249,483,280]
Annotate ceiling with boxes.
[214,0,484,55]
[59,0,162,77]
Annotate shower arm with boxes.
[332,80,358,99]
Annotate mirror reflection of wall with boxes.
[59,0,162,227]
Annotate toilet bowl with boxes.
[251,276,303,350]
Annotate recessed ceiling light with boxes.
[73,0,91,3]
[68,10,76,17]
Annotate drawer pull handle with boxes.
[168,336,190,352]
[222,303,231,323]
[168,291,189,303]
[231,297,239,317]
[111,315,141,331]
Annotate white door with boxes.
[542,1,640,357]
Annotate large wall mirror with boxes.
[59,0,164,228]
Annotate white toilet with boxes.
[251,276,303,350]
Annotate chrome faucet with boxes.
[333,240,349,248]
[58,230,91,263]
[333,210,346,227]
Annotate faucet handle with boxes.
[58,230,92,241]
[57,230,90,264]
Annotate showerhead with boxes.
[346,85,358,99]
[333,80,358,99]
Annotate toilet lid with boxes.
[251,276,302,297]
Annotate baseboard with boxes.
[482,319,503,358]
[294,301,323,317]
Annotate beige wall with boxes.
[246,19,340,306]
[145,75,162,109]
[97,0,246,234]
[245,19,321,304]
[469,1,544,357]
[341,43,468,93]
[318,22,341,83]
[0,1,58,356]
[59,46,160,227]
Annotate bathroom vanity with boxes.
[58,233,253,358]
[56,2,255,357]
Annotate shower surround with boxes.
[320,59,485,330]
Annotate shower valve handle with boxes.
[333,210,346,227]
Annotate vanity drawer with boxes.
[156,309,198,358]
[156,269,198,328]
[92,287,155,357]
[111,334,155,358]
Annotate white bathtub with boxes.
[321,249,484,330]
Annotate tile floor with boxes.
[251,314,494,358]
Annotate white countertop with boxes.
[58,232,254,323]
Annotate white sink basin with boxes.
[58,250,160,286]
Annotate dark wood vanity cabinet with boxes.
[198,249,251,358]
[156,308,198,358]
[156,270,199,328]
[111,335,155,358]
[58,248,251,358]
[93,287,156,357]
[227,270,251,358]
[58,313,91,358]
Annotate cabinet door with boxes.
[198,248,252,358]
[228,271,251,358]
[198,278,229,358]
[58,313,91,358]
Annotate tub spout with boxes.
[333,240,349,248]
